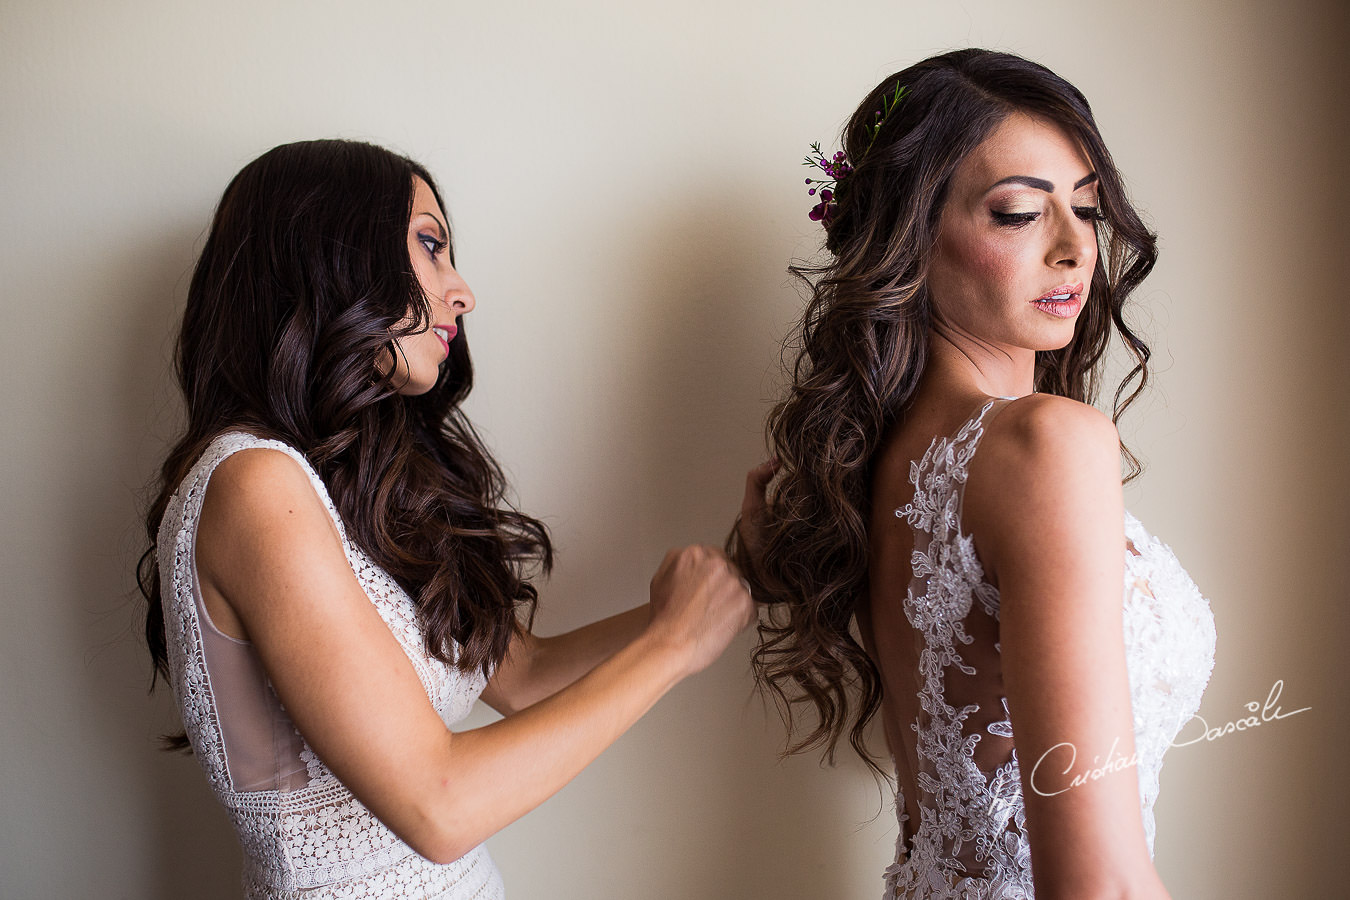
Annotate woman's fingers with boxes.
[742,458,779,510]
[648,545,756,676]
[738,457,781,563]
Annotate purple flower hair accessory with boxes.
[803,143,849,224]
[802,81,909,226]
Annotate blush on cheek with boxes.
[932,228,1020,312]
[956,230,1019,283]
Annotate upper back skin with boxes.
[861,390,1120,805]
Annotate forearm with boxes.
[418,628,685,861]
[535,605,650,688]
[489,604,651,713]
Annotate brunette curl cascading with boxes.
[137,140,551,748]
[731,50,1159,770]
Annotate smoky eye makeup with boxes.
[987,188,1102,227]
[1071,189,1103,221]
[991,209,1040,227]
[986,191,1043,226]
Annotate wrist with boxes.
[629,625,695,685]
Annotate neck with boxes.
[914,329,1037,406]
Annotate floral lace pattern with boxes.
[159,432,504,899]
[882,399,1217,899]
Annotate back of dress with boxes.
[870,397,1217,900]
[158,431,506,899]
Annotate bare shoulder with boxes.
[200,447,335,537]
[965,395,1122,586]
[982,393,1119,461]
[972,394,1120,495]
[197,447,346,612]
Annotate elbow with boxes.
[401,786,486,866]
[406,814,483,866]
[415,834,480,867]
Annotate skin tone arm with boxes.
[479,606,652,715]
[484,456,784,714]
[195,447,756,865]
[964,395,1171,900]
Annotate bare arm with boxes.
[968,396,1170,900]
[480,605,651,715]
[196,448,755,865]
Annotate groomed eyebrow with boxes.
[986,172,1099,194]
[415,211,448,241]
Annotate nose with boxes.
[442,268,476,318]
[1046,208,1096,271]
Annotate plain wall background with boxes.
[2,1,1346,897]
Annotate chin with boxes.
[393,373,440,396]
[1024,327,1079,353]
[1046,332,1078,352]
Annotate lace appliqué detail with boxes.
[1119,510,1217,857]
[159,432,503,899]
[886,402,1033,899]
[880,400,1217,898]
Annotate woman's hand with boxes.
[734,458,779,585]
[647,545,757,677]
[484,545,757,714]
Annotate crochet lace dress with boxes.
[881,397,1217,899]
[158,432,505,899]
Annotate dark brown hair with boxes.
[138,139,552,747]
[734,49,1157,770]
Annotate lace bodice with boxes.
[158,432,505,899]
[881,398,1217,899]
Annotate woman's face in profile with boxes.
[378,176,477,395]
[926,111,1101,353]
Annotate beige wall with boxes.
[2,1,1345,897]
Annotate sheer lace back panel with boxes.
[158,431,506,899]
[880,398,1217,899]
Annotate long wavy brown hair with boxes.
[137,140,552,748]
[733,49,1158,770]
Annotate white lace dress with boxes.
[882,398,1217,899]
[158,432,505,899]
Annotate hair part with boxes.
[138,139,552,749]
[731,49,1157,772]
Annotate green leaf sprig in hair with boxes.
[802,80,908,225]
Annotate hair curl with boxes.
[732,49,1157,771]
[137,139,552,749]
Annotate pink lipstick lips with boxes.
[1030,282,1084,319]
[431,323,457,356]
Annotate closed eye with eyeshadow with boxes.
[991,205,1103,228]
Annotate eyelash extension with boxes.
[992,211,1039,227]
[991,207,1104,228]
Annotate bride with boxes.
[735,48,1217,899]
